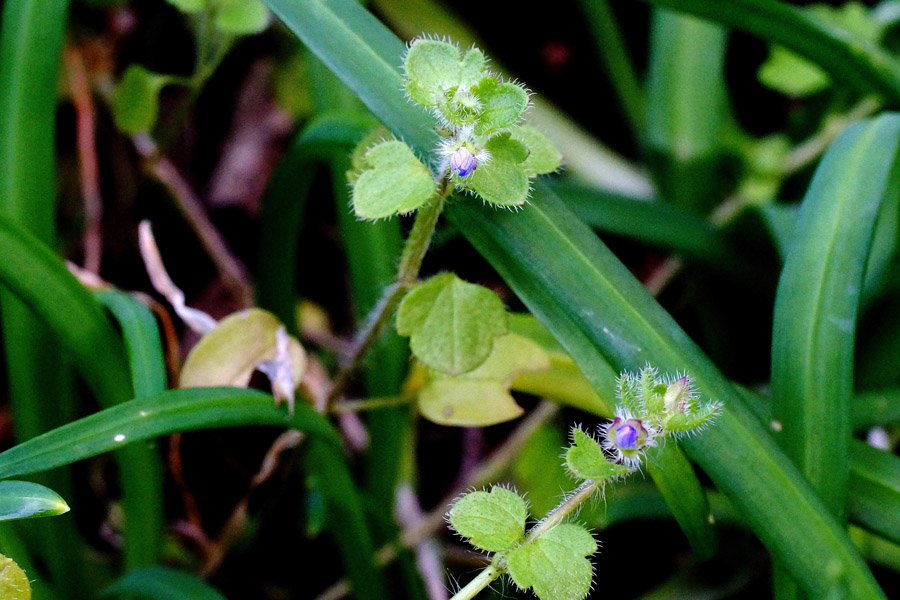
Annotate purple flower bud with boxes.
[450,146,477,177]
[616,423,638,449]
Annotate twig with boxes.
[64,45,104,274]
[132,134,253,307]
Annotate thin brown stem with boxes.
[132,134,253,307]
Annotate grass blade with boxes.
[848,442,900,547]
[633,0,900,104]
[772,114,900,515]
[0,481,69,522]
[99,566,225,600]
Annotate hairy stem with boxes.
[449,564,503,600]
[326,190,448,405]
[523,480,599,544]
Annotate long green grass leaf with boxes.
[634,0,900,104]
[772,114,900,516]
[95,291,167,570]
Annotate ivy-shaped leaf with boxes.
[565,429,630,482]
[468,134,530,207]
[351,140,436,219]
[474,77,529,135]
[448,486,528,552]
[397,273,508,375]
[0,553,30,600]
[418,333,550,426]
[404,39,486,107]
[214,0,269,35]
[113,65,169,135]
[507,523,597,600]
[511,125,562,176]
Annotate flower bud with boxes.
[450,146,477,177]
[664,377,691,414]
[604,416,653,466]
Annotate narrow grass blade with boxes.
[848,442,900,547]
[645,9,730,212]
[95,291,167,570]
[633,0,900,104]
[99,566,225,600]
[0,481,69,522]
[771,114,900,517]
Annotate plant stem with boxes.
[449,564,503,600]
[523,480,599,544]
[326,191,447,405]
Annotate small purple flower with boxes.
[603,415,653,467]
[450,146,477,177]
[616,422,638,449]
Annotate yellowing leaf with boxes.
[0,553,30,600]
[417,333,549,426]
[180,309,305,398]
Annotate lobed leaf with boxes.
[566,428,629,482]
[469,134,530,206]
[511,125,563,176]
[418,333,549,426]
[397,272,508,375]
[448,486,528,552]
[351,140,436,219]
[507,523,596,600]
[474,77,529,135]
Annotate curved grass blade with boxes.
[0,213,131,406]
[0,388,337,479]
[99,566,225,600]
[848,442,900,547]
[95,291,167,570]
[0,481,68,522]
[772,114,900,517]
[645,9,730,213]
[633,0,900,105]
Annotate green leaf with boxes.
[215,0,269,35]
[0,553,29,600]
[633,0,900,104]
[0,481,68,522]
[511,125,562,176]
[418,333,549,426]
[459,47,486,89]
[404,39,463,105]
[113,65,168,135]
[180,308,306,390]
[566,428,629,482]
[397,272,508,375]
[772,114,900,515]
[758,46,830,97]
[474,77,528,135]
[448,486,528,552]
[507,524,596,600]
[166,0,206,13]
[847,441,900,546]
[99,566,225,600]
[468,134,530,206]
[351,140,436,219]
[0,388,337,479]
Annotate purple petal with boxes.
[450,147,477,177]
[616,424,638,449]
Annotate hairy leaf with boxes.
[448,486,528,552]
[351,140,436,219]
[507,524,596,600]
